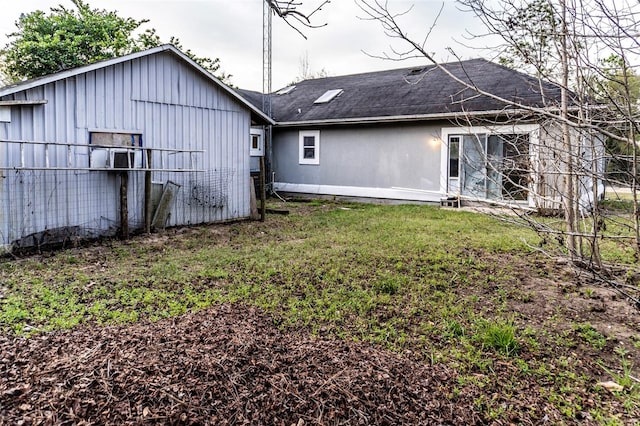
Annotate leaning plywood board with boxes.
[152,181,181,229]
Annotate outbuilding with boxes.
[0,45,272,251]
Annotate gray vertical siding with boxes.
[0,50,251,249]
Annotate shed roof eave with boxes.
[0,45,274,125]
[0,45,172,98]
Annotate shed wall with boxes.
[0,51,251,250]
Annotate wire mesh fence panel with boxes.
[182,169,235,209]
[0,165,241,251]
[1,170,121,250]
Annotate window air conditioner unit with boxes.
[90,148,109,168]
[110,148,135,169]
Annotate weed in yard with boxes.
[590,409,624,425]
[372,273,406,295]
[614,345,629,357]
[475,318,520,356]
[514,358,530,374]
[198,267,229,280]
[600,359,637,391]
[0,296,30,333]
[443,318,465,339]
[574,322,607,350]
[597,358,640,418]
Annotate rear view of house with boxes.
[0,45,271,252]
[261,59,604,209]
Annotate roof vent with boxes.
[276,85,296,95]
[408,67,425,75]
[314,89,343,104]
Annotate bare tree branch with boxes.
[355,0,640,309]
[268,0,331,39]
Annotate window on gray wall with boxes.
[298,130,320,165]
[250,128,264,156]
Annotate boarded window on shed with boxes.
[90,132,141,147]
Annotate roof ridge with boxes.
[290,58,489,86]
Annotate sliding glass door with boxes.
[450,133,530,201]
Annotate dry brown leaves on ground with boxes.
[1,304,483,425]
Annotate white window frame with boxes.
[250,127,264,157]
[299,130,320,165]
[439,124,539,206]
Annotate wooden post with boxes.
[249,177,260,220]
[144,149,153,233]
[119,171,129,239]
[260,156,266,222]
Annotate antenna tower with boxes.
[263,0,272,118]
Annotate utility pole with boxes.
[261,0,329,193]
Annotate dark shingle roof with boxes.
[239,59,564,124]
[236,88,265,111]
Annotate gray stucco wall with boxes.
[272,122,444,197]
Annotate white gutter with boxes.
[274,108,550,127]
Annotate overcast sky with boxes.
[0,0,495,91]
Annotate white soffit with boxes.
[314,89,343,104]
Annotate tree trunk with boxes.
[560,0,577,259]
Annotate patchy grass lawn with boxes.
[1,201,639,424]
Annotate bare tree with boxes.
[355,0,640,306]
[291,51,331,83]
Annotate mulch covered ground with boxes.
[1,304,483,425]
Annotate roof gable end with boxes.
[0,45,274,124]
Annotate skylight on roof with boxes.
[313,89,343,104]
[276,85,296,95]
